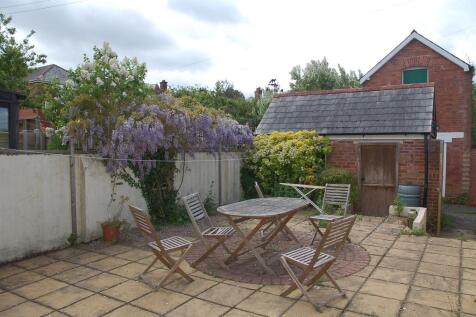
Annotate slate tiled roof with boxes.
[256,84,435,135]
[27,64,68,84]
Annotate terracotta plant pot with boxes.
[101,223,120,242]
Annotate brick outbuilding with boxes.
[360,30,474,200]
[257,84,442,230]
[256,30,474,231]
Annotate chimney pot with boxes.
[159,80,168,92]
[255,87,263,99]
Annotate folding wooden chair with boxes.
[280,216,356,312]
[309,183,351,245]
[182,193,234,268]
[255,182,298,243]
[128,205,194,289]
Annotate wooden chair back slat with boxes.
[310,215,355,266]
[182,193,212,237]
[323,184,351,214]
[129,205,162,245]
[255,182,264,198]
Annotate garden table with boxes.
[280,183,325,212]
[217,197,308,275]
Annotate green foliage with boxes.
[203,183,217,216]
[400,228,425,236]
[42,42,154,135]
[171,82,260,128]
[67,233,78,246]
[289,57,362,91]
[444,193,470,205]
[242,130,331,197]
[394,194,405,215]
[120,153,188,225]
[316,167,358,206]
[0,14,46,91]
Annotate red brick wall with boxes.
[363,39,473,197]
[326,140,358,174]
[327,138,442,231]
[470,149,476,206]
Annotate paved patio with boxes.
[1,215,476,317]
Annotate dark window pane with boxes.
[403,68,428,84]
[0,107,8,148]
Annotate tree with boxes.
[289,57,362,91]
[0,14,46,91]
[171,82,259,128]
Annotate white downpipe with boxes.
[442,142,447,198]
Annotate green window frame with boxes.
[402,68,428,84]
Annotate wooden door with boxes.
[360,144,397,216]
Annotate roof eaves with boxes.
[360,30,471,84]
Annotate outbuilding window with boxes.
[403,68,428,84]
[0,107,8,148]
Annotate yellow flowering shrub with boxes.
[242,130,331,197]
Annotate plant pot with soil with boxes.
[101,195,130,243]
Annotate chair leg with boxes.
[280,258,321,312]
[192,238,225,267]
[309,219,324,245]
[156,245,194,289]
[324,272,346,297]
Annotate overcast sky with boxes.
[3,0,476,96]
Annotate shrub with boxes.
[242,130,331,197]
[316,167,358,206]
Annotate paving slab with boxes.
[0,301,53,317]
[61,294,123,317]
[103,304,158,316]
[36,285,93,310]
[400,302,457,317]
[101,280,152,302]
[370,267,413,284]
[360,278,409,300]
[76,272,127,292]
[347,293,401,317]
[0,291,26,311]
[407,286,458,311]
[132,289,191,315]
[13,278,67,299]
[236,291,294,317]
[413,273,459,293]
[198,282,255,306]
[167,298,229,317]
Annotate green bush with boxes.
[241,130,332,197]
[316,167,358,206]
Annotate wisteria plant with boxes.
[54,42,253,224]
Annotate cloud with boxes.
[167,0,243,24]
[10,4,212,73]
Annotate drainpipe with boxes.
[423,134,429,207]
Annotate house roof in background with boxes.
[255,84,435,135]
[26,64,68,84]
[19,108,50,129]
[360,30,472,84]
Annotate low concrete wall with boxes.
[0,155,71,263]
[0,152,241,263]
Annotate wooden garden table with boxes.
[217,197,308,275]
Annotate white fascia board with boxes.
[436,132,464,142]
[360,31,471,84]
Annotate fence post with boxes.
[22,129,28,150]
[70,139,78,237]
[218,143,222,205]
